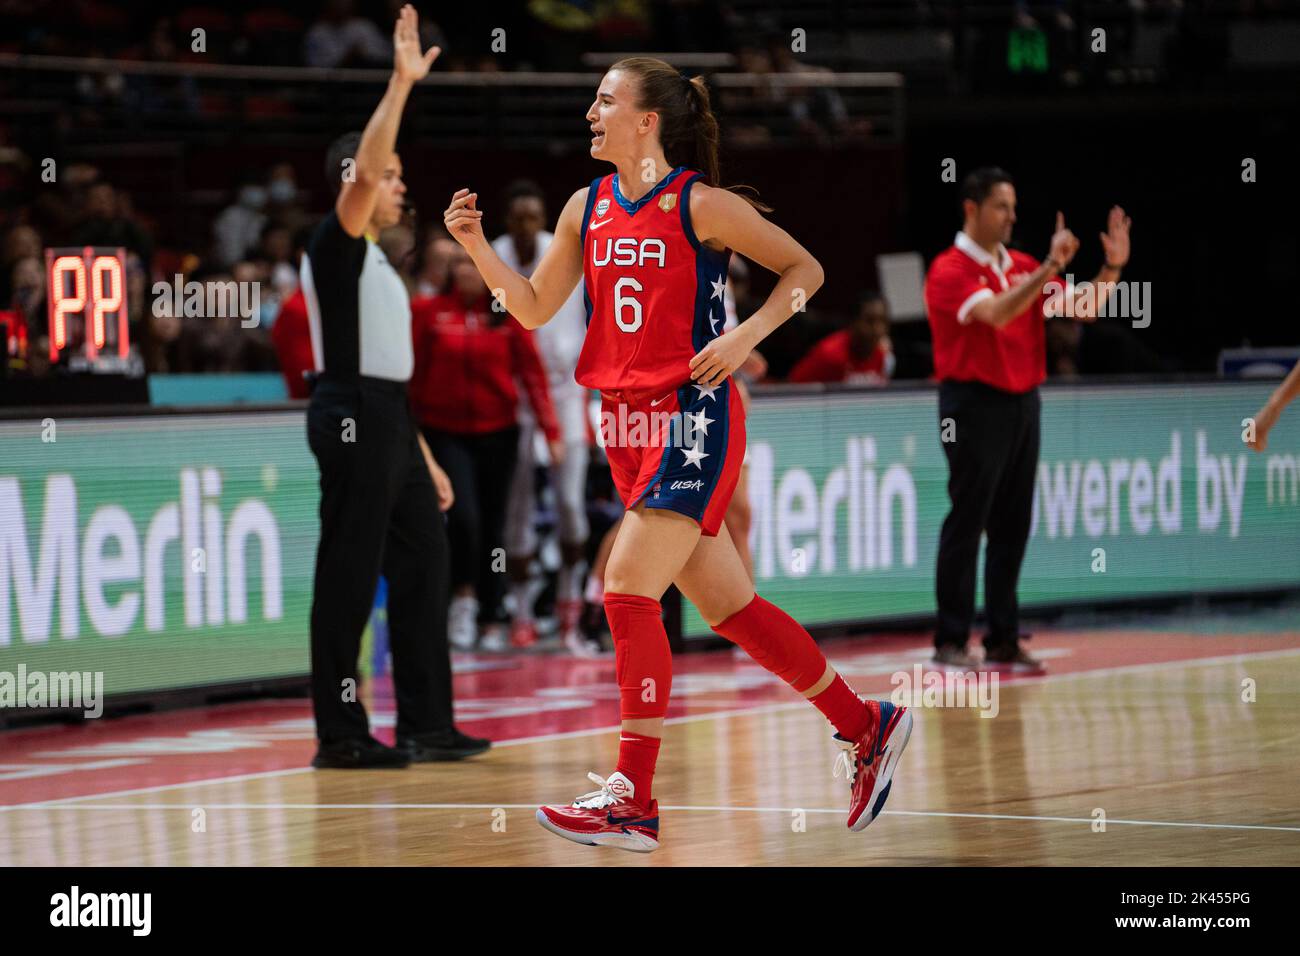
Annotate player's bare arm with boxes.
[686,183,825,387]
[335,5,440,238]
[968,211,1078,328]
[1248,358,1300,452]
[443,186,587,329]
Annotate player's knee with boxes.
[701,590,755,630]
[603,561,637,597]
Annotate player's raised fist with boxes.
[393,4,441,84]
[444,188,485,248]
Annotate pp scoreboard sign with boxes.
[44,246,130,363]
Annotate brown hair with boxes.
[610,56,771,212]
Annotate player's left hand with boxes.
[1099,205,1131,269]
[689,327,755,388]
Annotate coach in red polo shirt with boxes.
[925,167,1131,670]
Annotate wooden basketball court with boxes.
[4,612,1299,866]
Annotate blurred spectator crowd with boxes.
[4,0,1291,80]
[2,0,773,72]
[1,145,914,386]
[0,156,309,377]
[4,0,1276,383]
[0,153,1167,389]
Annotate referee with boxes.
[924,167,1131,670]
[302,5,488,768]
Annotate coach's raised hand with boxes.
[392,4,441,84]
[1099,205,1132,269]
[1046,211,1080,271]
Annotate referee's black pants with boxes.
[306,376,453,744]
[934,380,1040,653]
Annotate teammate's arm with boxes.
[335,5,440,238]
[1248,360,1300,453]
[968,212,1078,328]
[686,184,824,387]
[443,187,587,329]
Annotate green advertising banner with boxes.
[1,412,319,699]
[2,381,1297,697]
[683,381,1300,637]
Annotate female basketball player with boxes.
[444,57,911,852]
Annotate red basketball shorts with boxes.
[598,377,746,537]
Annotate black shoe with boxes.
[982,644,1045,672]
[931,643,980,669]
[397,727,492,762]
[312,736,411,769]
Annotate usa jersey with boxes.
[574,166,731,394]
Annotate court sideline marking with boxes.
[7,644,1300,812]
[2,802,1297,834]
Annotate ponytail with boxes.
[682,75,720,189]
[612,56,771,212]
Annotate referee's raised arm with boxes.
[335,4,440,238]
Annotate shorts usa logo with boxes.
[594,198,610,217]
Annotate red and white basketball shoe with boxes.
[556,598,601,657]
[832,699,913,831]
[536,771,660,852]
[509,618,538,648]
[555,598,584,639]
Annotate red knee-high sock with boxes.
[604,591,672,804]
[714,594,870,741]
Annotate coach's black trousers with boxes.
[306,376,453,744]
[934,380,1040,652]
